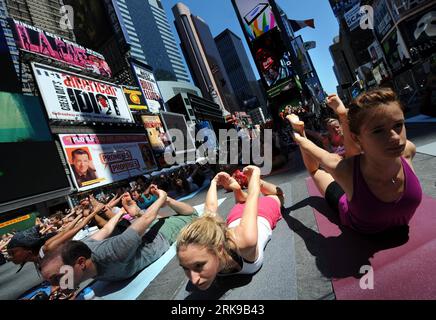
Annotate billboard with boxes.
[122,86,148,111]
[233,0,278,41]
[373,0,394,41]
[31,63,134,124]
[8,18,112,77]
[381,29,410,72]
[390,0,433,21]
[131,60,163,114]
[141,115,173,168]
[59,134,157,191]
[0,92,71,211]
[0,22,20,93]
[329,0,361,17]
[399,5,436,59]
[160,112,196,158]
[344,2,364,31]
[251,28,299,97]
[290,35,313,75]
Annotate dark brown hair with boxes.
[348,87,404,134]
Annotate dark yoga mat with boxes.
[305,177,436,300]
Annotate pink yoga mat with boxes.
[305,177,436,300]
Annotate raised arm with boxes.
[43,203,104,253]
[326,94,361,158]
[287,115,343,176]
[127,189,167,237]
[90,209,125,241]
[204,175,219,214]
[232,166,261,261]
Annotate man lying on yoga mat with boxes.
[39,186,197,289]
[288,87,423,234]
[176,166,284,291]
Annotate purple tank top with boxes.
[338,156,422,234]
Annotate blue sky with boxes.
[162,0,340,94]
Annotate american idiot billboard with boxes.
[31,62,134,124]
[8,18,112,77]
[59,134,158,191]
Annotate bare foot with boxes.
[326,94,347,117]
[215,172,241,191]
[286,114,305,136]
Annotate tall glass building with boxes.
[115,0,190,82]
[215,29,266,110]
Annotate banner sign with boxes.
[290,35,313,75]
[131,61,163,114]
[141,115,173,168]
[122,86,148,111]
[390,0,432,21]
[329,0,361,17]
[31,63,134,123]
[251,28,299,97]
[233,0,277,42]
[381,29,410,72]
[8,18,112,77]
[399,5,436,59]
[160,111,196,156]
[373,0,394,41]
[344,2,364,31]
[59,134,157,191]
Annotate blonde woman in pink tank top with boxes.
[176,166,284,291]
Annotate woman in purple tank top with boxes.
[288,88,423,234]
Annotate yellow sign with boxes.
[0,215,31,229]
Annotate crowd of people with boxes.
[1,88,425,300]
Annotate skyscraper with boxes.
[215,29,266,111]
[172,2,237,115]
[114,0,190,82]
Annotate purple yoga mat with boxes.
[306,177,436,300]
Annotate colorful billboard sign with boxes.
[59,134,157,191]
[8,18,112,77]
[233,0,277,41]
[251,28,299,97]
[131,60,163,114]
[31,63,134,124]
[141,115,173,168]
[122,86,148,111]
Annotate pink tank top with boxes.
[338,156,422,234]
[226,197,281,230]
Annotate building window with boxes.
[184,98,191,106]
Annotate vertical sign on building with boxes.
[130,59,164,114]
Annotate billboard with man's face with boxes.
[32,63,134,124]
[59,134,157,191]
